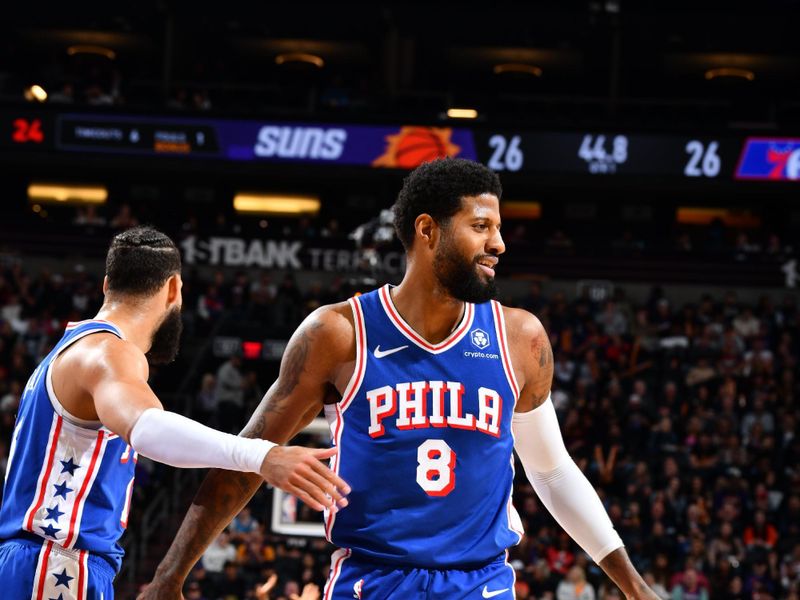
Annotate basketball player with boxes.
[0,227,348,599]
[141,160,659,599]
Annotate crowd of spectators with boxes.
[55,202,797,268]
[1,256,799,599]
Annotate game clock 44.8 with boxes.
[475,130,740,179]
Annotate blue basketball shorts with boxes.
[0,537,115,600]
[323,549,516,600]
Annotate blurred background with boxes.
[1,2,800,599]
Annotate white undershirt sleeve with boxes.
[512,395,624,563]
[129,408,276,473]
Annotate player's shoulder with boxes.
[65,331,148,380]
[295,300,357,361]
[497,303,546,342]
[308,300,356,333]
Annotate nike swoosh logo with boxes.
[373,345,409,358]
[482,586,510,598]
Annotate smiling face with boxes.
[432,193,505,303]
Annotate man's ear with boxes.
[102,276,109,295]
[165,274,182,306]
[414,214,438,249]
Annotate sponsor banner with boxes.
[735,138,800,181]
[180,235,406,275]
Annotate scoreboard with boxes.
[3,109,800,182]
[474,131,741,179]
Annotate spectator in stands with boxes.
[110,203,139,229]
[643,571,670,600]
[201,530,238,584]
[744,510,780,552]
[556,565,596,600]
[215,354,245,433]
[195,372,218,426]
[669,566,709,600]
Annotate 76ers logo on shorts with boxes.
[353,578,364,599]
[470,328,490,350]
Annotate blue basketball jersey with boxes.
[0,320,138,573]
[324,285,523,569]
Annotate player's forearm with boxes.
[598,548,651,597]
[152,468,262,583]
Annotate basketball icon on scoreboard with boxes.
[372,126,461,168]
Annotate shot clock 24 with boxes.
[477,130,739,179]
[2,114,54,151]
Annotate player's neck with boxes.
[392,269,465,345]
[94,300,158,354]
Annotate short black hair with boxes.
[105,226,181,296]
[392,158,502,250]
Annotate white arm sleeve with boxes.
[129,408,276,473]
[512,395,624,563]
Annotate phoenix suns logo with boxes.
[372,127,461,168]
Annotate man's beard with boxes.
[146,306,183,365]
[433,234,498,304]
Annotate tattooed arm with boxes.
[505,307,659,600]
[139,303,356,599]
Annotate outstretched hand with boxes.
[291,583,321,600]
[256,575,319,600]
[260,445,350,512]
[256,573,279,600]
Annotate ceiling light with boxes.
[28,183,108,204]
[234,193,320,216]
[493,63,543,77]
[275,53,325,68]
[67,45,117,60]
[704,67,755,81]
[446,108,478,119]
[24,85,47,102]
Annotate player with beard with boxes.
[142,160,659,600]
[0,227,348,600]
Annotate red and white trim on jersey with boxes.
[47,321,124,432]
[323,548,352,600]
[31,540,89,600]
[491,301,525,542]
[65,319,124,337]
[378,284,475,354]
[491,301,520,400]
[324,295,367,541]
[63,429,109,549]
[23,413,110,549]
[24,414,63,532]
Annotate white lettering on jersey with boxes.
[367,386,397,438]
[476,387,502,437]
[366,381,501,438]
[396,381,429,429]
[446,382,475,430]
[428,380,446,427]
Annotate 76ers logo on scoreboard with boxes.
[470,328,490,349]
[736,138,800,181]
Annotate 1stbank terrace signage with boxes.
[180,236,406,275]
